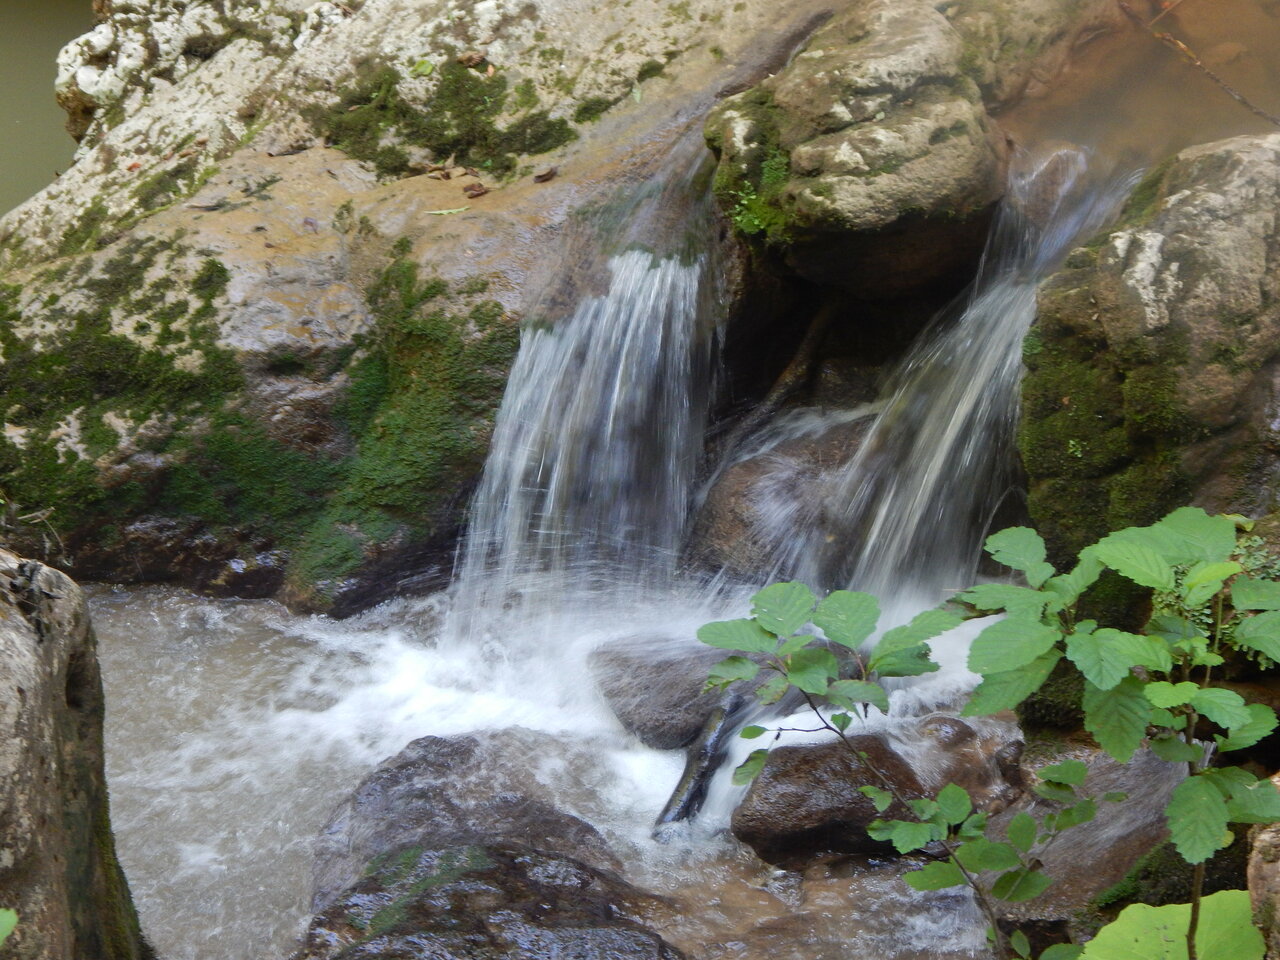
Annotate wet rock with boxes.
[1248,781,1280,958]
[590,637,755,750]
[732,736,926,866]
[732,716,1023,867]
[0,550,151,959]
[688,412,873,578]
[704,0,1124,295]
[1022,132,1280,564]
[293,844,683,960]
[311,729,622,912]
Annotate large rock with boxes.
[0,551,150,959]
[298,728,682,959]
[731,715,1023,866]
[704,0,1124,295]
[0,0,831,613]
[1021,132,1280,562]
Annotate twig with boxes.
[1117,0,1280,129]
[1147,0,1190,27]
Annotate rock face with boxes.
[1021,132,1280,562]
[0,0,834,613]
[731,716,1023,866]
[298,729,682,960]
[704,0,1124,296]
[1249,782,1280,959]
[0,551,150,960]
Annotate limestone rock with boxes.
[704,0,1123,295]
[0,551,150,960]
[1021,132,1280,562]
[1249,781,1280,959]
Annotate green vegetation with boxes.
[701,508,1280,959]
[706,89,794,243]
[314,61,575,178]
[0,910,14,948]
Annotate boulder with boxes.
[292,844,683,960]
[310,729,622,911]
[1249,781,1280,958]
[731,715,1022,867]
[0,551,151,959]
[299,728,683,959]
[704,0,1125,295]
[1021,132,1280,562]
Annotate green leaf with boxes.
[740,725,768,739]
[962,650,1061,716]
[1054,798,1097,831]
[908,797,939,820]
[707,656,760,688]
[936,783,973,825]
[828,679,890,714]
[1147,614,1203,643]
[1038,758,1088,786]
[1232,577,1280,611]
[1010,929,1032,959]
[1233,611,1280,660]
[756,674,789,704]
[1034,781,1078,804]
[751,581,816,637]
[1089,540,1175,591]
[903,860,967,891]
[0,910,15,948]
[958,583,1049,617]
[698,619,777,653]
[785,646,839,695]
[1150,736,1201,764]
[1143,680,1198,708]
[985,527,1056,587]
[1083,677,1150,762]
[1167,776,1230,863]
[878,608,963,651]
[732,749,769,786]
[1154,507,1239,564]
[859,785,893,813]
[1183,560,1242,591]
[830,712,852,732]
[967,618,1061,675]
[1045,553,1105,608]
[1066,628,1171,691]
[1216,702,1279,751]
[776,634,814,656]
[991,868,1053,902]
[1080,890,1263,960]
[1226,779,1280,823]
[1200,766,1257,797]
[955,838,1021,872]
[868,818,934,853]
[957,811,988,841]
[1191,687,1252,730]
[813,590,880,649]
[1007,812,1037,852]
[1041,946,1083,960]
[872,645,940,678]
[1103,792,1128,803]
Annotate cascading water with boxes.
[95,138,1166,960]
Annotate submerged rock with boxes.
[0,551,150,960]
[1022,132,1280,563]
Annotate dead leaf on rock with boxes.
[533,166,558,183]
[463,183,489,198]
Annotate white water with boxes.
[97,146,1145,959]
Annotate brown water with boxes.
[0,0,92,216]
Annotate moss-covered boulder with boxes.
[1021,133,1280,565]
[703,0,1123,296]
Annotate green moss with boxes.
[57,199,111,257]
[288,255,519,595]
[573,94,622,124]
[637,59,665,81]
[315,62,575,178]
[707,90,796,244]
[133,158,200,211]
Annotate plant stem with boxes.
[1187,861,1205,960]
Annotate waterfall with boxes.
[746,146,1141,615]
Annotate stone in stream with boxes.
[731,716,1024,867]
[0,550,151,960]
[299,728,684,959]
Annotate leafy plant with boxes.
[700,508,1280,959]
[0,909,16,947]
